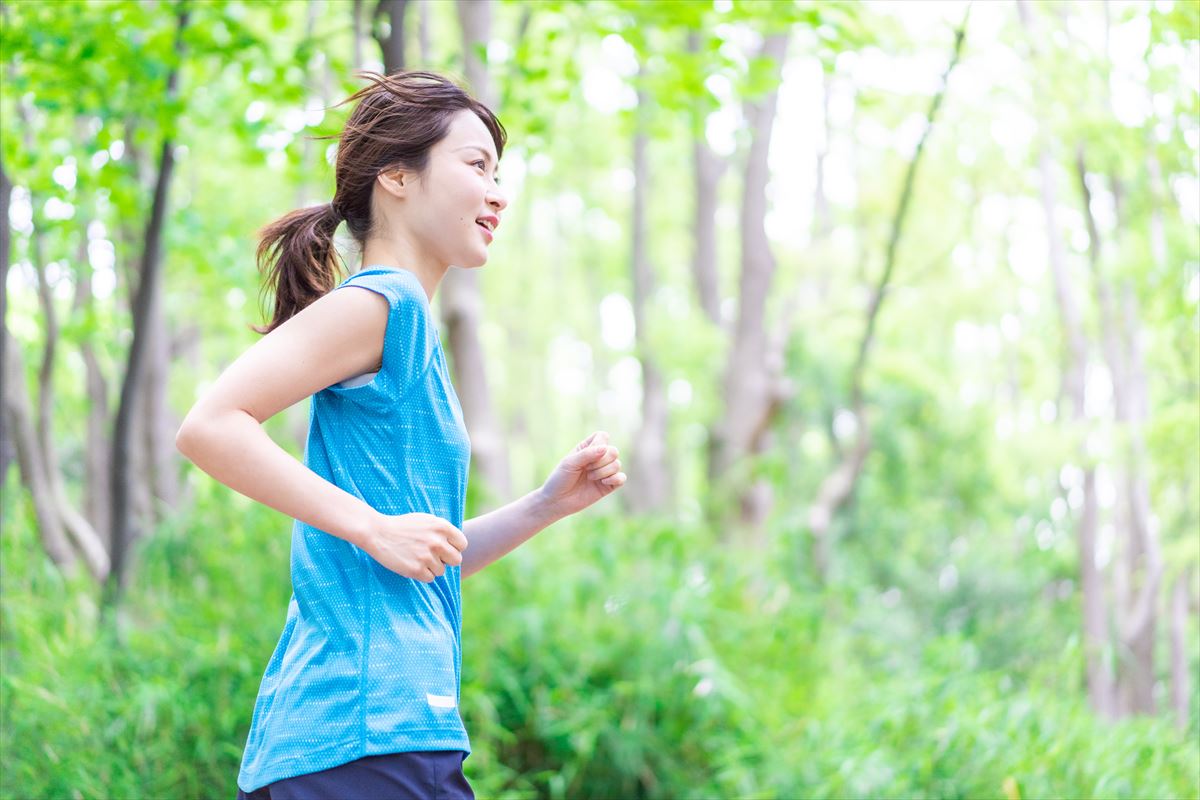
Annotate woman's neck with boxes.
[359,238,447,302]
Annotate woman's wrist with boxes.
[342,503,382,550]
[531,485,570,526]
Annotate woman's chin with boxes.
[460,251,489,269]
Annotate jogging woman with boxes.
[175,70,627,800]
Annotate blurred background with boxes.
[1,0,1198,798]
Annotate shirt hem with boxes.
[237,729,471,793]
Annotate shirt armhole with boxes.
[325,275,429,396]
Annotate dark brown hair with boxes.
[251,70,506,335]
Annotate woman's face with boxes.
[391,109,507,270]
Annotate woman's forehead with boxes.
[442,112,498,161]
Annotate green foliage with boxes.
[0,478,292,799]
[2,484,1195,799]
[2,0,1198,798]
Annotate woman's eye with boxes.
[472,160,499,184]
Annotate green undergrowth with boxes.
[1,485,1196,799]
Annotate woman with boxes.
[175,70,627,800]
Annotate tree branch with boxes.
[848,13,968,411]
[806,13,969,577]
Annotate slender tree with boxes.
[1014,0,1115,717]
[1076,146,1163,716]
[627,81,670,512]
[445,0,512,509]
[805,15,968,578]
[105,4,190,609]
[374,0,409,73]
[685,31,724,328]
[708,30,791,542]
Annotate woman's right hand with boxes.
[361,512,468,582]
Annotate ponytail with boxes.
[251,202,346,335]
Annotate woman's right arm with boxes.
[175,284,467,580]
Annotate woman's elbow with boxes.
[175,419,201,460]
[176,407,256,461]
[175,410,215,460]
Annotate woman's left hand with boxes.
[538,431,626,518]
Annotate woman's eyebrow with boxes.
[455,145,497,165]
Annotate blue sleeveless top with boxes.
[237,266,472,792]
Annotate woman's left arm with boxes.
[460,431,625,579]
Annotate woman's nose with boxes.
[487,185,508,212]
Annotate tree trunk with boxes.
[442,0,511,510]
[807,433,870,577]
[72,231,112,551]
[131,112,183,524]
[813,70,833,241]
[374,0,408,74]
[1168,568,1192,732]
[1020,2,1087,415]
[352,0,365,71]
[708,32,791,541]
[114,137,156,535]
[685,31,724,328]
[417,0,431,67]
[32,233,54,492]
[1017,0,1117,718]
[3,335,78,571]
[455,0,492,105]
[1145,148,1167,270]
[0,156,74,570]
[1075,147,1162,716]
[0,151,11,482]
[627,83,670,513]
[16,104,112,579]
[105,6,189,608]
[143,259,180,519]
[1116,242,1164,720]
[0,113,77,573]
[29,230,109,579]
[1078,466,1116,718]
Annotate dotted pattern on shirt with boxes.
[237,267,472,794]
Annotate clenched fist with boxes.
[361,512,468,582]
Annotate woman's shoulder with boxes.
[329,267,438,380]
[335,267,428,312]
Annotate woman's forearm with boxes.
[175,409,377,548]
[460,489,563,580]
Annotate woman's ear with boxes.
[376,168,410,199]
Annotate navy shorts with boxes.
[235,750,474,800]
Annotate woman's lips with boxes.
[477,221,493,242]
